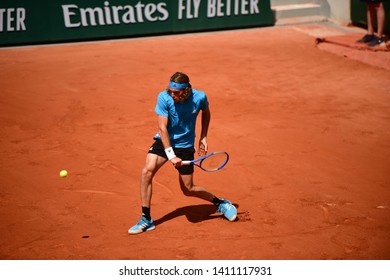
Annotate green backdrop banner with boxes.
[0,0,273,46]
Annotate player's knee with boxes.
[141,167,153,181]
[180,185,193,196]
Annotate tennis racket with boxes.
[182,151,229,172]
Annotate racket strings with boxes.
[200,153,228,171]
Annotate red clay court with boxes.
[0,22,389,260]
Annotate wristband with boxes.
[164,147,176,160]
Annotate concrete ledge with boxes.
[271,0,312,6]
[274,15,328,26]
[272,3,321,19]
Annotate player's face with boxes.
[169,88,186,103]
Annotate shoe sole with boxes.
[368,42,384,47]
[212,211,237,221]
[223,205,237,221]
[226,214,237,221]
[225,207,237,221]
[128,225,156,234]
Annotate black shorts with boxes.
[148,139,195,175]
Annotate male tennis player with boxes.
[128,72,237,234]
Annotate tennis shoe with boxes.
[356,34,376,43]
[217,199,237,221]
[367,36,385,47]
[128,216,155,234]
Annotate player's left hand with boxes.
[198,138,208,156]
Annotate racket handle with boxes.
[182,161,191,165]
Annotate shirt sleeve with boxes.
[201,93,209,111]
[154,92,169,117]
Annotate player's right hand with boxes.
[170,157,182,168]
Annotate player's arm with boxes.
[157,115,182,166]
[199,106,210,156]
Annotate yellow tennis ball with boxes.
[59,170,68,177]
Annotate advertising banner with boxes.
[0,0,273,46]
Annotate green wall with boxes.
[0,0,273,47]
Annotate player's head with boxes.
[168,72,192,103]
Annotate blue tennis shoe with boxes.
[217,199,237,221]
[128,216,155,234]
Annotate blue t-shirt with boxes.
[154,89,209,148]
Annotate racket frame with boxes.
[182,151,229,172]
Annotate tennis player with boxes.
[128,72,237,234]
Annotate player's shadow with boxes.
[154,203,239,226]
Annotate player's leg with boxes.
[128,152,167,234]
[366,2,386,46]
[176,146,216,202]
[140,153,167,208]
[357,2,377,43]
[367,3,376,35]
[178,173,237,221]
[175,146,237,221]
[179,173,215,201]
[376,2,385,38]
